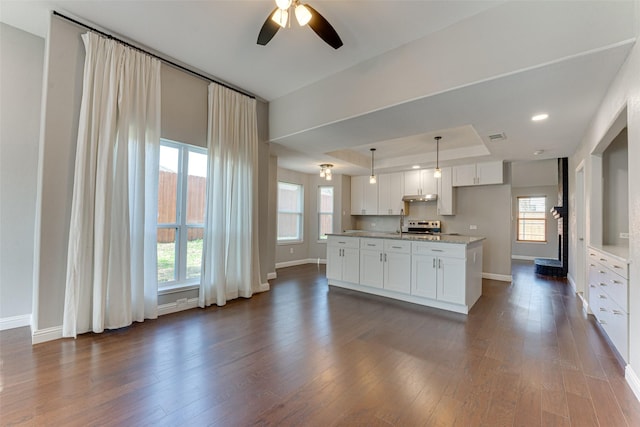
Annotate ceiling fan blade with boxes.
[305,4,343,49]
[257,8,280,46]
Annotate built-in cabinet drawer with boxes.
[384,240,411,254]
[588,246,629,362]
[412,242,465,259]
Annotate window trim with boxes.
[157,139,207,290]
[317,185,334,242]
[277,181,304,244]
[516,195,547,243]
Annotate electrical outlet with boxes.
[470,225,478,230]
[620,232,629,239]
[290,248,294,254]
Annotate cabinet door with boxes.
[437,257,466,304]
[404,170,422,195]
[351,176,365,215]
[362,179,378,215]
[452,164,476,187]
[437,167,455,215]
[411,254,437,299]
[421,169,437,195]
[378,174,392,215]
[326,246,343,281]
[384,252,411,294]
[342,247,360,283]
[359,250,383,288]
[387,172,404,215]
[476,161,503,185]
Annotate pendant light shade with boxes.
[434,136,442,178]
[319,164,333,181]
[271,8,289,27]
[369,148,377,184]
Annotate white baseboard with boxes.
[158,297,199,316]
[0,314,31,331]
[567,273,577,293]
[32,325,63,344]
[267,272,277,280]
[276,258,327,269]
[258,282,270,293]
[482,272,512,282]
[626,365,640,403]
[511,255,536,261]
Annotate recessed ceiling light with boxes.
[412,165,420,169]
[531,113,549,121]
[533,150,544,155]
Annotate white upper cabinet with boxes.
[403,169,437,195]
[437,167,455,215]
[351,175,378,215]
[453,161,503,187]
[378,172,404,215]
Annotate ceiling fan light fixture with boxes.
[319,163,333,180]
[275,0,292,9]
[295,3,312,26]
[271,8,288,28]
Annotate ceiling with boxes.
[1,1,637,176]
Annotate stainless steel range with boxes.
[403,219,441,234]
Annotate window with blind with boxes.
[318,186,334,240]
[517,196,546,242]
[277,181,304,242]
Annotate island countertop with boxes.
[327,231,485,245]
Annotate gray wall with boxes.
[33,14,274,330]
[511,185,560,259]
[0,23,44,322]
[275,168,310,264]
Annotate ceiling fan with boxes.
[257,0,343,49]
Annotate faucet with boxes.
[399,208,405,235]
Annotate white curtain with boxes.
[63,32,161,338]
[200,83,262,307]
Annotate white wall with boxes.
[568,0,640,392]
[602,127,629,247]
[0,23,44,327]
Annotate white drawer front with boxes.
[599,299,629,361]
[328,236,360,249]
[412,242,465,258]
[603,275,628,312]
[384,240,411,254]
[360,239,384,251]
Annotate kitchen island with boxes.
[326,232,485,314]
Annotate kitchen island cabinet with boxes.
[327,233,484,314]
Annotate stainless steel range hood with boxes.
[402,194,438,202]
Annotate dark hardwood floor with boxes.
[2,261,640,426]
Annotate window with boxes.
[157,140,207,288]
[517,196,546,242]
[318,186,334,240]
[277,181,303,242]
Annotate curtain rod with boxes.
[52,10,256,100]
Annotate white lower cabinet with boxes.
[588,246,629,362]
[327,237,360,283]
[411,243,466,305]
[327,235,483,314]
[359,239,411,293]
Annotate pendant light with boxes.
[434,136,442,178]
[319,164,333,181]
[369,148,377,184]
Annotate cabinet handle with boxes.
[613,265,622,269]
[439,259,442,269]
[589,264,596,267]
[599,307,607,312]
[598,320,607,325]
[380,253,382,262]
[431,249,444,252]
[391,246,402,249]
[367,243,376,247]
[613,280,622,284]
[600,258,607,262]
[384,254,387,262]
[598,271,605,274]
[599,295,607,299]
[590,284,596,288]
[341,249,344,256]
[338,241,346,245]
[599,282,607,287]
[612,310,623,315]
